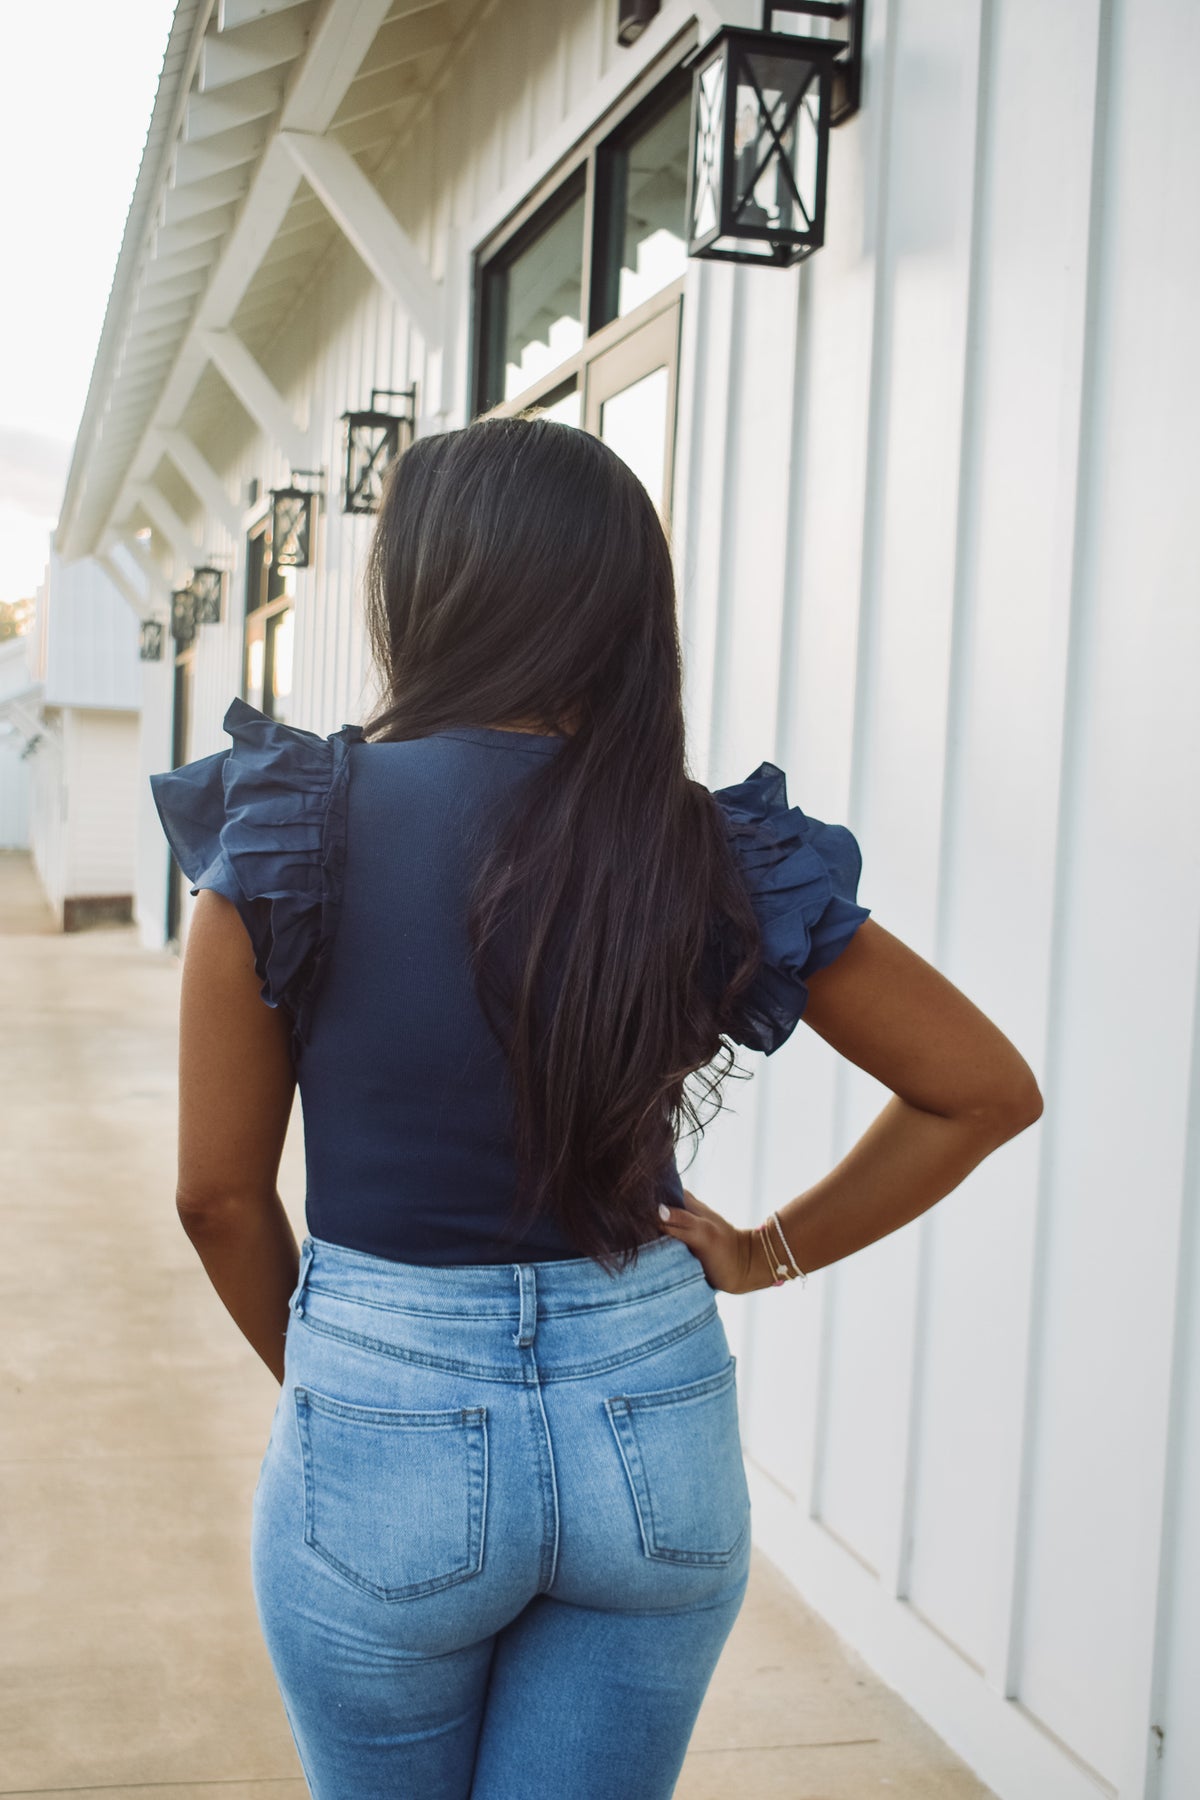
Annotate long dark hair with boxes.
[362,414,761,1268]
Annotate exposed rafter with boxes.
[134,484,206,570]
[217,0,311,29]
[200,328,309,469]
[57,0,458,560]
[159,429,244,536]
[199,8,311,91]
[95,550,156,623]
[280,129,442,345]
[357,7,452,79]
[112,532,175,599]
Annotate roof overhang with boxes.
[56,0,459,564]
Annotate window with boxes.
[243,511,296,723]
[480,176,587,410]
[166,650,195,943]
[591,88,691,329]
[473,42,695,524]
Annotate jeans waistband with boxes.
[295,1231,707,1326]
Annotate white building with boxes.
[1,554,143,925]
[53,4,1200,1798]
[0,636,36,849]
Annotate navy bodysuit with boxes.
[150,698,870,1264]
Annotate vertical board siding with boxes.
[0,751,30,849]
[675,257,735,785]
[1156,947,1200,1800]
[905,0,1103,1682]
[1011,0,1200,1784]
[818,0,987,1587]
[144,4,1200,1796]
[28,730,67,917]
[65,711,140,897]
[42,557,141,713]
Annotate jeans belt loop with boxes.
[513,1264,537,1347]
[290,1237,316,1317]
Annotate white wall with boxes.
[28,708,140,914]
[0,738,30,848]
[14,552,148,919]
[27,714,67,917]
[134,653,176,948]
[62,709,140,899]
[0,638,34,847]
[136,2,1200,1796]
[41,553,141,711]
[673,5,1200,1800]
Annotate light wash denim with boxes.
[251,1231,752,1799]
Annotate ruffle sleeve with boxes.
[710,761,871,1055]
[149,696,365,1055]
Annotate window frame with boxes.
[587,64,694,336]
[470,27,698,422]
[242,507,295,722]
[166,646,196,943]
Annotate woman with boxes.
[150,415,1042,1799]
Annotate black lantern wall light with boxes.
[269,472,323,569]
[170,586,197,649]
[190,565,224,625]
[164,565,228,655]
[341,387,416,514]
[685,0,864,267]
[139,618,165,662]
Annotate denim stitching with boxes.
[297,1265,706,1324]
[294,1297,718,1383]
[538,1303,719,1380]
[294,1387,489,1601]
[295,1314,533,1383]
[606,1358,738,1413]
[603,1358,748,1567]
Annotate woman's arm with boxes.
[174,887,302,1381]
[658,919,1044,1293]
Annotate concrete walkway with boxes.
[0,848,994,1800]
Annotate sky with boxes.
[0,0,177,606]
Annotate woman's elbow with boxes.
[968,1071,1045,1141]
[175,1184,266,1237]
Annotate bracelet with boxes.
[754,1221,785,1287]
[754,1211,807,1288]
[768,1210,807,1283]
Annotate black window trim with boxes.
[242,505,295,719]
[469,23,698,420]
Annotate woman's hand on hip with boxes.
[656,1190,765,1294]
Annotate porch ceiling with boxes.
[57,0,475,562]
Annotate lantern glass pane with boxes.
[171,590,196,647]
[731,47,822,240]
[192,570,222,625]
[272,493,311,568]
[691,55,725,243]
[347,416,402,513]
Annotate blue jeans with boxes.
[251,1231,752,1799]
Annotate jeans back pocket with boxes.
[605,1356,750,1566]
[294,1387,488,1601]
